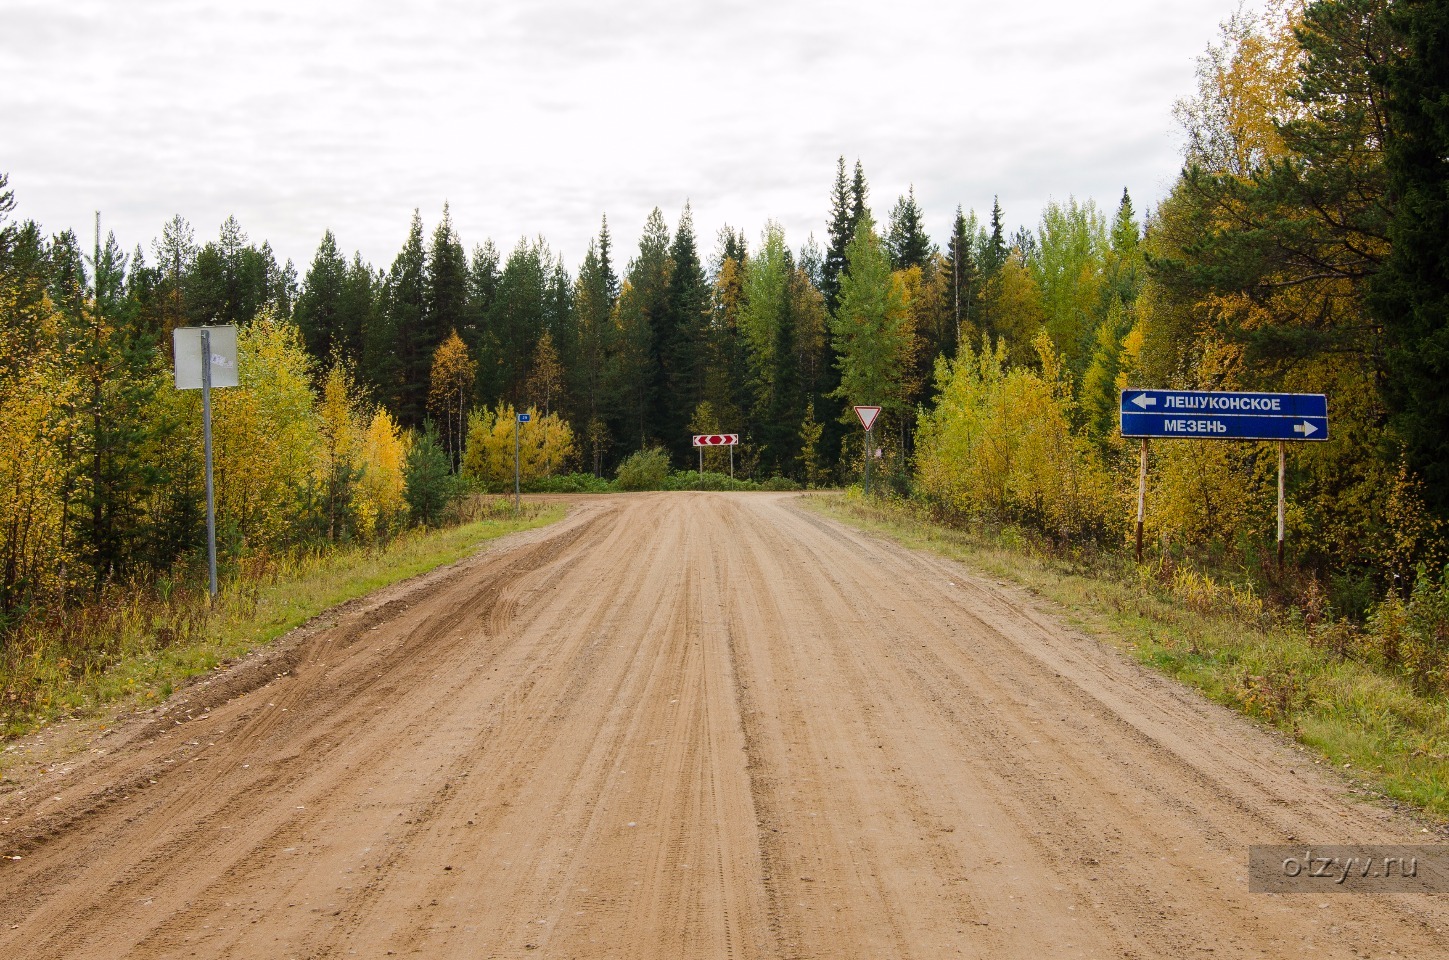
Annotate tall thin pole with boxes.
[1135,438,1148,564]
[729,443,734,480]
[864,426,873,496]
[698,444,703,474]
[514,417,521,515]
[202,328,218,601]
[1277,441,1286,570]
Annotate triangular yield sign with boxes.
[854,405,881,431]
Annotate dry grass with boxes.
[0,498,564,740]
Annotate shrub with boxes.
[528,472,614,493]
[615,447,671,491]
[662,470,756,491]
[461,404,578,492]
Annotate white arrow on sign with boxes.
[1293,421,1317,436]
[1131,393,1157,409]
[854,405,882,431]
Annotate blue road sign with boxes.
[517,413,531,423]
[1120,389,1328,441]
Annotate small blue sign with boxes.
[517,413,531,423]
[1120,390,1328,441]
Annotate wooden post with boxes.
[1135,438,1148,563]
[1277,441,1286,570]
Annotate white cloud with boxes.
[1,0,1246,274]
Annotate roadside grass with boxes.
[0,498,564,742]
[806,490,1449,822]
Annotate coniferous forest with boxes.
[1,0,1447,641]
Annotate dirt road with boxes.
[2,493,1446,959]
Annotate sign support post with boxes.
[729,444,734,480]
[1120,389,1327,570]
[172,324,238,604]
[1136,438,1147,564]
[864,426,873,496]
[1277,441,1286,570]
[514,417,521,515]
[201,329,218,602]
[853,406,882,496]
[698,446,703,473]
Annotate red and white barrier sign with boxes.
[692,434,739,447]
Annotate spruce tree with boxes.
[372,210,428,422]
[886,185,933,271]
[942,205,981,349]
[983,197,1008,276]
[663,204,712,459]
[427,204,468,345]
[294,230,348,361]
[823,157,854,313]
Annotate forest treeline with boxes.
[1,0,1445,631]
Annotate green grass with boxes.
[0,499,565,742]
[805,490,1449,821]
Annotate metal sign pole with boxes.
[514,417,521,515]
[201,329,218,602]
[729,443,734,480]
[699,445,703,474]
[864,427,873,496]
[1277,441,1286,570]
[1136,438,1148,563]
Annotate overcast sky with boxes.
[2,0,1249,276]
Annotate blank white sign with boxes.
[173,326,240,390]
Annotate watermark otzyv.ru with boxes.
[1250,845,1449,893]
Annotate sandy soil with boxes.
[1,492,1446,959]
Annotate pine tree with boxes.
[1373,0,1449,508]
[886,185,933,271]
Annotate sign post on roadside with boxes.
[515,412,531,514]
[692,434,740,479]
[173,325,240,602]
[853,406,882,495]
[1120,389,1328,567]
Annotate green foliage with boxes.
[829,215,916,416]
[404,423,460,527]
[527,471,614,493]
[614,446,671,491]
[1372,0,1449,510]
[914,336,1116,543]
[886,185,933,271]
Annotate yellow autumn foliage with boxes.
[461,404,577,492]
[0,291,80,610]
[914,334,1116,542]
[354,407,409,541]
[209,313,322,553]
